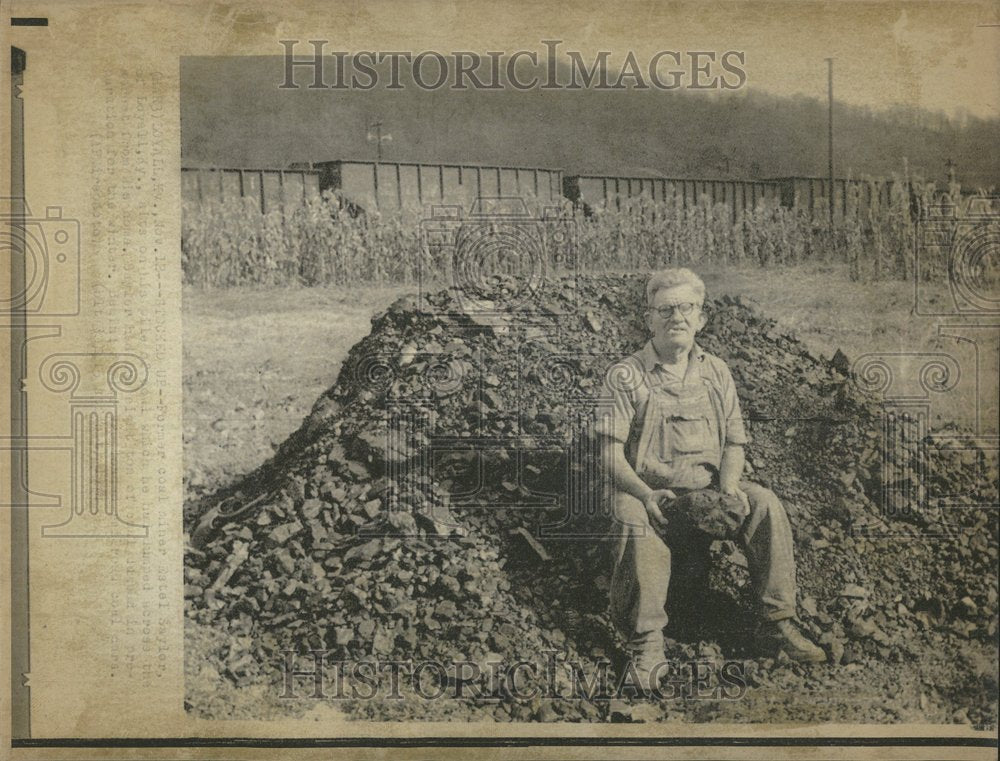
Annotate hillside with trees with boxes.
[181,56,999,189]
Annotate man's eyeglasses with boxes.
[650,302,699,319]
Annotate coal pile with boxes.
[185,274,998,724]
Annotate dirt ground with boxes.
[183,265,988,497]
[182,263,997,724]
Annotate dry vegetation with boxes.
[182,178,952,288]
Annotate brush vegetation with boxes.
[182,177,959,288]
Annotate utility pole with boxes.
[367,119,392,163]
[826,58,835,228]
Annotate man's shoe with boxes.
[758,619,826,663]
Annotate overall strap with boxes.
[701,376,727,452]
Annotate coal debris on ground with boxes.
[185,274,998,725]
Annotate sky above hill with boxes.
[178,1,999,120]
[620,2,999,120]
[179,1,999,186]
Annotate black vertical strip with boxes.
[10,44,32,739]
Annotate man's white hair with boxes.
[646,267,706,306]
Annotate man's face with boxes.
[646,283,706,352]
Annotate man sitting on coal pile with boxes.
[600,267,825,685]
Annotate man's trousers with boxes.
[609,482,798,647]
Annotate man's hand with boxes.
[642,489,676,532]
[720,483,751,518]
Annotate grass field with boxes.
[183,263,990,500]
[183,284,407,497]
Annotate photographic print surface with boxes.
[4,1,1000,758]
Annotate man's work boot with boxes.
[757,619,826,663]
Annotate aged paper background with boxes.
[1,0,998,758]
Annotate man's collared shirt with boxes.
[600,341,748,489]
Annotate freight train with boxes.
[181,159,923,221]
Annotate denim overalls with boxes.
[631,369,726,492]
